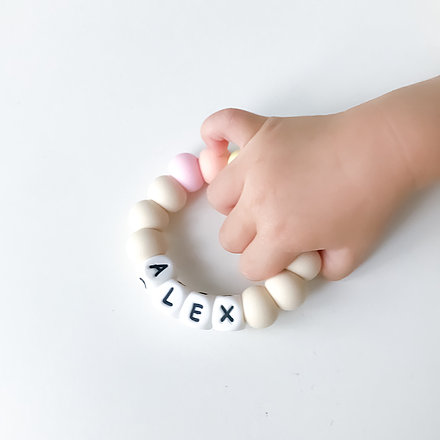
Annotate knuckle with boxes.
[222,108,239,123]
[262,218,292,243]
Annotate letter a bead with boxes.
[139,254,175,288]
[212,295,244,331]
[179,292,214,330]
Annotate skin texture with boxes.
[200,76,440,282]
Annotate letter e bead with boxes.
[179,292,214,330]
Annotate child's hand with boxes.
[199,105,415,281]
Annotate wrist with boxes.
[339,101,416,201]
[368,77,440,190]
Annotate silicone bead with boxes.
[128,200,169,232]
[139,254,175,288]
[179,292,214,330]
[168,153,205,192]
[212,295,244,331]
[147,175,187,212]
[227,150,239,164]
[264,270,307,311]
[242,285,279,329]
[150,279,188,317]
[199,148,230,183]
[126,228,167,263]
[286,251,322,280]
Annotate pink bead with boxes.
[199,148,230,184]
[168,153,205,192]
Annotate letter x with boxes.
[220,305,234,323]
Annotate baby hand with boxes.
[200,106,414,281]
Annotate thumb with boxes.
[199,108,267,182]
[200,108,267,153]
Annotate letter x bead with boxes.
[179,292,214,330]
[212,295,244,331]
[138,254,175,289]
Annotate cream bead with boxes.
[286,251,322,280]
[242,285,279,329]
[126,228,167,263]
[128,200,169,232]
[227,150,240,164]
[265,270,307,311]
[147,175,187,213]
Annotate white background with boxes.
[1,1,440,439]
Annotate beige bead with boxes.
[128,200,169,232]
[147,175,187,213]
[126,228,167,262]
[265,270,307,311]
[227,150,240,164]
[286,251,322,280]
[242,285,279,329]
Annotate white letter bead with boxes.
[242,286,279,329]
[150,279,188,317]
[128,200,169,232]
[179,292,214,330]
[286,251,322,280]
[212,295,244,331]
[126,228,167,263]
[147,175,187,213]
[139,254,175,288]
[264,270,307,311]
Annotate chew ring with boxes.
[127,150,321,330]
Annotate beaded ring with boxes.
[126,151,322,331]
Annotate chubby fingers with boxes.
[218,196,256,253]
[206,156,243,214]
